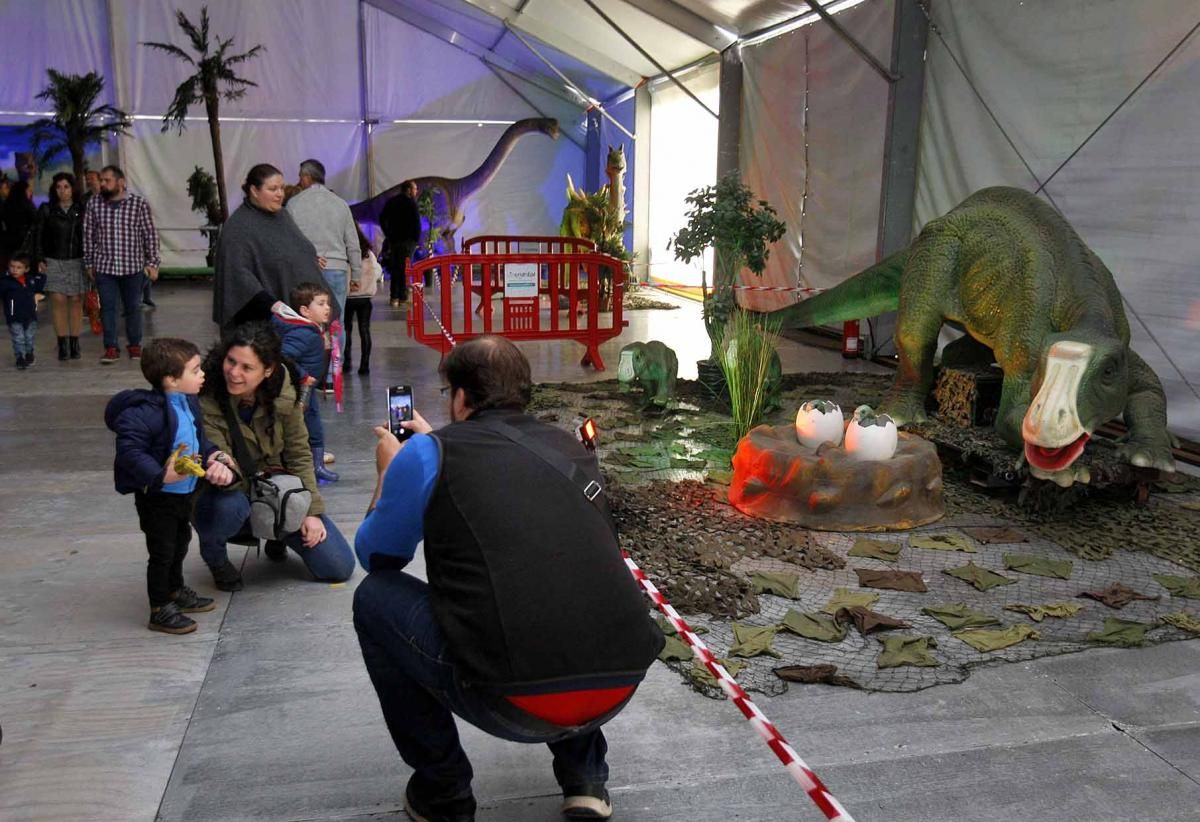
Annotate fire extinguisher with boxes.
[842,320,862,359]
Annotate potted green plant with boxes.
[670,172,787,389]
[186,165,222,267]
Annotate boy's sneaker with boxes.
[15,355,27,370]
[561,785,612,819]
[264,540,288,562]
[403,779,476,822]
[172,585,216,613]
[209,560,244,592]
[25,350,34,365]
[128,345,142,359]
[100,346,120,364]
[148,602,197,635]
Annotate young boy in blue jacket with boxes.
[271,281,338,483]
[104,338,237,634]
[1,253,46,369]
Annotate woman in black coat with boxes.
[32,173,87,360]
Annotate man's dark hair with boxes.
[299,159,326,184]
[440,335,531,412]
[289,280,333,311]
[100,164,125,179]
[141,337,201,388]
[8,252,31,269]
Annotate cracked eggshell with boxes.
[795,400,844,450]
[844,415,898,462]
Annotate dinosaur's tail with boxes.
[768,248,909,328]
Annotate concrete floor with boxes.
[1,281,1198,822]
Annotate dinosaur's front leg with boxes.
[1120,349,1176,472]
[882,311,942,426]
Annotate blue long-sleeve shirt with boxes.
[354,434,441,572]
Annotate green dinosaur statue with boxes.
[618,340,678,408]
[560,145,627,252]
[770,186,1174,485]
[351,118,561,252]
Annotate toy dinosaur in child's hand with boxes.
[170,443,207,478]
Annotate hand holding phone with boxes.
[388,385,416,441]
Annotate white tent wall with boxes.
[127,120,366,268]
[0,0,113,112]
[645,63,721,287]
[738,0,894,314]
[916,0,1200,440]
[111,0,363,120]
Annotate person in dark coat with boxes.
[32,172,88,360]
[1,180,37,262]
[212,163,330,328]
[379,180,421,306]
[2,253,45,369]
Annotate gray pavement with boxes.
[1,281,1197,822]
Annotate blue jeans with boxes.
[304,389,324,450]
[353,571,611,805]
[193,487,355,581]
[322,268,347,375]
[8,321,36,357]
[96,271,146,349]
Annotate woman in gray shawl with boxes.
[213,164,333,327]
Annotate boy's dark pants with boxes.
[134,491,194,607]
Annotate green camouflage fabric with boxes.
[848,538,903,562]
[1004,602,1085,622]
[855,568,928,593]
[836,606,911,635]
[1153,574,1200,599]
[953,624,1039,652]
[688,657,744,688]
[728,623,782,658]
[751,570,801,599]
[910,533,977,553]
[779,610,848,643]
[1160,611,1200,634]
[943,561,1016,592]
[822,587,880,614]
[921,603,1001,630]
[1087,617,1152,647]
[878,635,939,668]
[658,634,694,662]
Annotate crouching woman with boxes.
[195,321,355,591]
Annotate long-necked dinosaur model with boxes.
[771,186,1175,485]
[351,117,560,251]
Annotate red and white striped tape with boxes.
[411,280,458,349]
[634,281,825,296]
[623,552,856,822]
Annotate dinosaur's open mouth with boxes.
[1025,433,1090,473]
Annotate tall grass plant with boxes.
[720,311,783,440]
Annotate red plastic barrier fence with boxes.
[462,235,596,255]
[407,249,628,370]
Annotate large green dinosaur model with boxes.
[351,118,560,252]
[560,145,627,251]
[771,186,1175,485]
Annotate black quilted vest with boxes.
[426,409,664,692]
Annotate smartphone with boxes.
[388,385,416,441]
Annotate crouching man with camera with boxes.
[353,336,664,822]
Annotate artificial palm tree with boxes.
[26,70,130,195]
[142,6,264,223]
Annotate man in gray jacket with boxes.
[287,159,361,362]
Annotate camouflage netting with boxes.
[533,374,1200,696]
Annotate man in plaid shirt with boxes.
[85,165,160,364]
